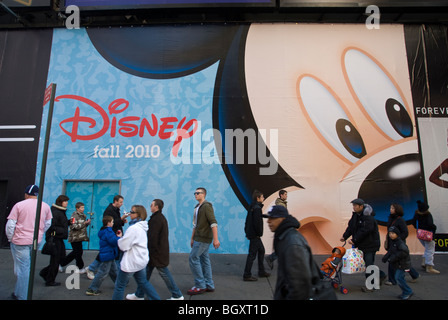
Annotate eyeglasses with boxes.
[129,211,137,214]
[194,192,204,195]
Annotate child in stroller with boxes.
[320,246,348,294]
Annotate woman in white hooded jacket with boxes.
[112,205,160,300]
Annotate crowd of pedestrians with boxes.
[5,184,221,300]
[243,190,441,300]
[5,184,442,300]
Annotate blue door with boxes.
[64,181,120,250]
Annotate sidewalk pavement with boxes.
[0,248,447,301]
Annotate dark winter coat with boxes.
[411,210,437,233]
[244,201,264,239]
[273,215,314,300]
[342,204,380,253]
[98,226,120,262]
[385,214,408,250]
[147,210,170,268]
[386,214,408,240]
[382,237,411,270]
[47,204,68,240]
[103,203,124,234]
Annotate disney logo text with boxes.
[56,95,198,157]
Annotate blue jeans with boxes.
[89,260,117,291]
[388,263,419,285]
[89,251,121,273]
[10,243,32,300]
[135,265,183,298]
[112,268,160,300]
[88,259,99,272]
[189,240,214,290]
[395,269,413,296]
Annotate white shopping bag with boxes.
[342,247,366,274]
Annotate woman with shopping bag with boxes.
[340,198,385,292]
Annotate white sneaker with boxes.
[167,296,184,300]
[85,267,95,280]
[126,293,144,300]
[77,268,87,274]
[58,265,64,273]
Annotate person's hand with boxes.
[116,230,122,237]
[340,237,345,242]
[213,239,220,250]
[348,239,354,245]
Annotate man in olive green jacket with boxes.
[187,187,220,295]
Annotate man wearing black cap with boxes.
[5,185,52,300]
[264,205,330,299]
[340,198,384,292]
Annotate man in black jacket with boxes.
[103,195,126,234]
[340,198,385,291]
[263,205,319,300]
[127,199,184,300]
[243,190,270,281]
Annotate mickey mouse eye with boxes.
[336,119,366,159]
[385,98,413,138]
[298,75,366,163]
[343,48,413,140]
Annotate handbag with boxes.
[416,221,433,241]
[41,231,57,255]
[342,247,366,274]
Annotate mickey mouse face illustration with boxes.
[86,24,425,254]
[297,47,420,223]
[243,24,424,253]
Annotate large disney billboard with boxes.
[36,23,448,254]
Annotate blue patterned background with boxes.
[36,28,247,254]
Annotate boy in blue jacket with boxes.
[86,216,122,296]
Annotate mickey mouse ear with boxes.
[87,25,239,79]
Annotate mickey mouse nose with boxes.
[357,154,424,225]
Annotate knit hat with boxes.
[25,184,39,196]
[388,226,400,236]
[417,200,429,212]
